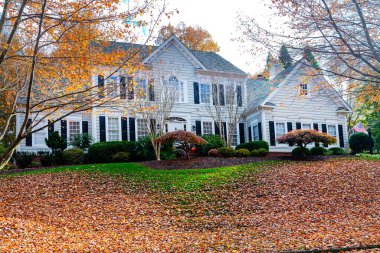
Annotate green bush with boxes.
[63,148,84,165]
[310,146,326,156]
[174,149,186,158]
[208,149,220,157]
[218,147,235,157]
[250,148,268,157]
[0,145,6,157]
[37,151,54,167]
[235,141,269,151]
[349,132,372,154]
[328,147,346,155]
[88,141,136,163]
[292,147,311,157]
[235,148,250,157]
[196,134,225,156]
[112,152,131,162]
[13,152,35,169]
[69,134,93,150]
[134,136,156,161]
[45,131,67,153]
[356,153,380,160]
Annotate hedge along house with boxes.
[245,59,352,152]
[16,35,249,152]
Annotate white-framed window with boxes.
[137,119,149,140]
[299,83,308,96]
[202,121,213,135]
[168,75,185,103]
[327,124,337,144]
[69,121,81,140]
[135,78,147,99]
[107,117,120,141]
[33,120,48,146]
[275,122,286,138]
[107,76,119,98]
[252,125,259,141]
[200,83,211,103]
[228,123,238,146]
[225,84,235,105]
[302,123,312,129]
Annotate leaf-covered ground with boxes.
[0,158,379,252]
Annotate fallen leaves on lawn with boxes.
[0,159,379,252]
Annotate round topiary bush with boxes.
[310,146,326,156]
[196,134,225,156]
[208,149,220,157]
[250,148,268,157]
[112,152,130,162]
[217,147,235,157]
[235,148,250,157]
[63,148,84,165]
[349,132,371,154]
[292,147,311,157]
[328,147,346,155]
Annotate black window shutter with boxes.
[98,75,104,98]
[129,118,136,141]
[212,84,217,105]
[26,119,33,146]
[121,117,128,141]
[150,119,156,135]
[195,121,202,135]
[248,126,252,142]
[237,86,243,107]
[269,121,276,146]
[214,122,220,136]
[338,125,344,148]
[82,121,88,134]
[239,123,245,144]
[322,124,328,147]
[193,82,200,104]
[128,77,134,100]
[48,120,54,135]
[313,123,319,147]
[258,122,263,140]
[287,122,293,146]
[61,120,67,141]
[148,79,155,101]
[120,76,126,99]
[99,116,106,142]
[222,122,227,142]
[219,84,225,106]
[296,122,301,130]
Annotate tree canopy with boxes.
[276,129,336,148]
[155,22,220,52]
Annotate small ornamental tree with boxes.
[277,129,336,156]
[155,130,207,159]
[45,131,67,154]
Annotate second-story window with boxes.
[169,75,185,103]
[107,76,118,98]
[135,79,147,99]
[299,83,308,96]
[200,83,211,103]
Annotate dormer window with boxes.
[299,83,308,96]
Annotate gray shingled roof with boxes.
[93,41,245,75]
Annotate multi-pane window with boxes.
[275,122,286,138]
[135,79,147,99]
[107,117,119,141]
[169,75,185,103]
[299,83,308,96]
[225,84,235,105]
[327,125,337,144]
[200,83,211,103]
[34,120,47,146]
[202,122,213,135]
[137,119,149,140]
[302,123,312,129]
[107,76,118,98]
[69,121,81,140]
[232,125,238,146]
[252,125,259,141]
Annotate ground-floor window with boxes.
[275,122,286,138]
[202,121,213,135]
[108,117,120,141]
[302,123,312,129]
[34,121,47,146]
[137,119,149,140]
[327,125,337,144]
[252,125,259,141]
[229,124,238,146]
[69,121,81,140]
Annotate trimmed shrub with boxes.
[292,147,311,157]
[196,134,225,156]
[88,141,136,163]
[250,148,268,157]
[134,136,156,161]
[112,152,131,162]
[310,146,326,156]
[45,131,67,153]
[218,147,235,157]
[235,148,250,157]
[0,145,6,157]
[69,133,93,150]
[277,129,336,148]
[63,148,84,165]
[174,149,186,158]
[328,147,346,155]
[349,132,371,154]
[208,149,220,157]
[235,141,269,151]
[37,151,54,167]
[13,152,35,169]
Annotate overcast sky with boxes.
[160,0,275,74]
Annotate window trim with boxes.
[200,83,211,104]
[106,115,121,142]
[32,119,48,147]
[68,120,82,143]
[327,124,339,147]
[274,121,287,146]
[201,121,213,135]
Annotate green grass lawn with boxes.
[2,161,273,192]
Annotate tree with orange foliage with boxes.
[156,22,220,52]
[276,129,336,148]
[0,0,170,169]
